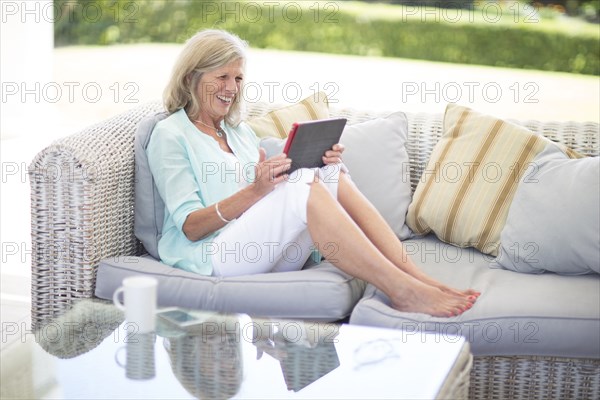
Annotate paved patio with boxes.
[50,44,600,140]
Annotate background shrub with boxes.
[53,0,599,75]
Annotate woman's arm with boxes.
[182,149,291,241]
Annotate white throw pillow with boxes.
[340,112,412,239]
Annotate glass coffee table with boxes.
[1,299,472,399]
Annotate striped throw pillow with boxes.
[406,104,554,256]
[247,92,330,138]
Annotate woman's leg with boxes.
[335,173,479,298]
[210,168,335,277]
[306,180,474,317]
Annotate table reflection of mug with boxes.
[115,332,156,380]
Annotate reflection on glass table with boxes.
[162,313,244,399]
[115,331,157,380]
[0,298,472,399]
[252,319,340,392]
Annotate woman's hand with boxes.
[251,148,291,197]
[323,143,345,165]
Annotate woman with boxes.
[147,29,479,317]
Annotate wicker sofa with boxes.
[29,100,599,399]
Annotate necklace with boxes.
[193,119,225,138]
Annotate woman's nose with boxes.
[225,78,238,93]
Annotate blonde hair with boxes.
[163,29,248,126]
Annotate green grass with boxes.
[340,1,598,36]
[54,0,600,75]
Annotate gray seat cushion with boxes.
[95,255,366,322]
[349,235,600,358]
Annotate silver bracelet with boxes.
[215,202,233,224]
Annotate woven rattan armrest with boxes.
[29,102,163,326]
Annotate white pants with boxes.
[211,165,343,277]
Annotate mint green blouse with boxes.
[146,108,260,275]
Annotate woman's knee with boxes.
[307,178,335,204]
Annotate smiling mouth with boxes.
[217,95,233,104]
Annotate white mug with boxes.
[113,276,158,333]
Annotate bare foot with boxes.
[439,285,481,300]
[389,277,475,318]
[410,270,481,301]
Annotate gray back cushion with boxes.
[492,144,600,275]
[264,112,412,239]
[340,112,412,239]
[134,112,168,259]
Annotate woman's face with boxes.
[196,58,244,122]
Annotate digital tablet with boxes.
[282,118,347,174]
